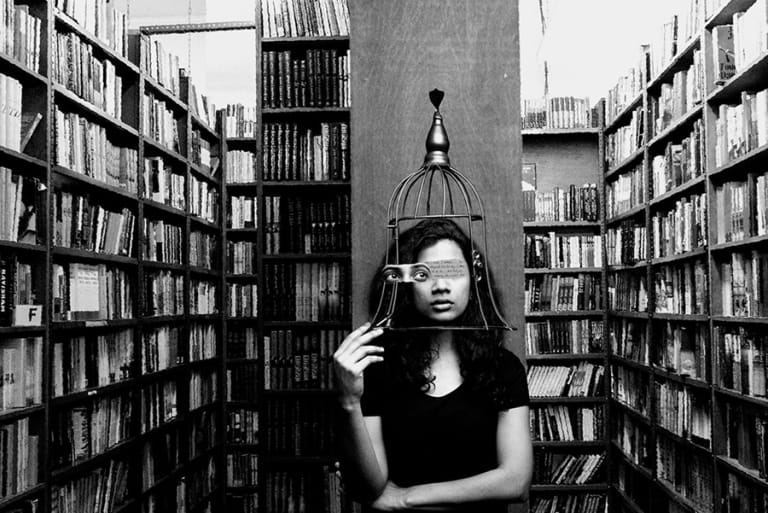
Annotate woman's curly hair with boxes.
[368,218,514,407]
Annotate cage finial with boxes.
[424,89,450,166]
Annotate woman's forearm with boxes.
[404,466,530,507]
[336,402,388,501]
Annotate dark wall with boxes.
[349,0,523,357]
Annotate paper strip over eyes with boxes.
[423,259,468,279]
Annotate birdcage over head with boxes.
[369,89,514,331]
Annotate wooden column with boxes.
[350,0,524,360]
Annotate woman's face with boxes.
[412,239,471,323]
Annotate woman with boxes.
[334,218,532,512]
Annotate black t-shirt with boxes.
[360,348,529,512]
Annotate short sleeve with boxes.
[360,360,387,416]
[496,349,530,410]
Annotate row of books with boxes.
[722,471,768,513]
[226,150,257,183]
[54,0,128,57]
[227,408,259,444]
[186,75,215,129]
[185,457,217,511]
[51,458,129,513]
[189,279,217,315]
[530,494,605,513]
[525,319,604,355]
[523,273,602,313]
[223,103,257,138]
[650,193,708,258]
[717,326,768,397]
[607,272,648,312]
[653,260,708,315]
[142,429,181,492]
[228,195,258,230]
[264,399,334,455]
[655,434,714,513]
[522,184,600,223]
[648,51,703,138]
[605,162,645,218]
[529,405,603,442]
[731,0,768,73]
[609,318,648,365]
[145,271,183,317]
[52,330,133,396]
[142,93,182,154]
[605,58,645,124]
[264,467,356,513]
[721,249,768,318]
[264,328,341,390]
[613,412,652,469]
[612,364,650,417]
[520,96,600,130]
[189,323,217,362]
[54,189,136,256]
[527,362,605,398]
[52,262,133,320]
[532,451,605,485]
[227,364,258,402]
[1,0,42,73]
[189,230,216,269]
[189,175,218,224]
[264,262,349,321]
[226,453,258,487]
[606,221,647,266]
[52,30,124,119]
[261,0,350,38]
[650,120,705,197]
[140,379,177,431]
[262,121,350,182]
[190,129,213,173]
[0,336,41,410]
[0,74,26,152]
[143,157,185,210]
[265,194,351,254]
[724,402,768,479]
[227,241,257,275]
[0,417,38,499]
[227,283,258,318]
[0,256,36,326]
[605,106,644,170]
[189,369,218,410]
[654,321,708,380]
[523,233,603,269]
[653,379,712,444]
[715,88,768,168]
[138,34,181,98]
[54,107,139,192]
[51,393,132,467]
[143,218,183,264]
[189,410,217,459]
[262,48,350,109]
[226,327,258,359]
[142,325,180,374]
[0,169,42,244]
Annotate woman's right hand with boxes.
[333,322,384,408]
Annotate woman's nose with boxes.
[431,278,450,292]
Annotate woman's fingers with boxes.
[336,345,384,370]
[350,354,384,375]
[335,325,383,358]
[335,322,371,354]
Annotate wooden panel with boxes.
[350,0,523,356]
[522,136,600,193]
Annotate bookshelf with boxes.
[0,2,224,511]
[603,1,768,512]
[220,1,352,511]
[521,114,609,512]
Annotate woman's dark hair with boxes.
[368,218,513,406]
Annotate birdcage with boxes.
[369,90,513,331]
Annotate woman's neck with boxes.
[425,330,462,396]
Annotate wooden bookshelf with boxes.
[0,4,225,511]
[603,1,768,510]
[521,104,609,509]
